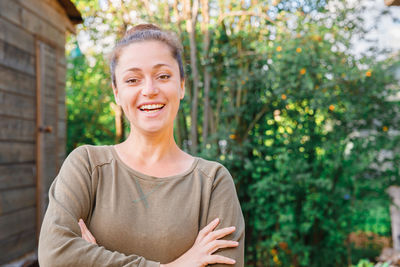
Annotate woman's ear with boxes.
[112,83,120,105]
[179,79,185,100]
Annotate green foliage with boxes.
[66,43,116,153]
[352,259,391,267]
[351,244,382,266]
[198,8,400,267]
[353,203,391,236]
[352,259,375,267]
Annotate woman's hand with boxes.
[161,218,238,267]
[78,218,97,245]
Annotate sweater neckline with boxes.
[109,145,200,181]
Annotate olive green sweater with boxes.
[38,145,245,266]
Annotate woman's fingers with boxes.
[86,229,97,244]
[78,219,88,233]
[78,219,97,244]
[78,219,85,233]
[203,226,236,243]
[78,219,89,241]
[207,239,239,254]
[205,254,236,265]
[170,218,239,267]
[79,219,96,244]
[197,218,220,240]
[86,231,97,244]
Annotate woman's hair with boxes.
[110,24,184,87]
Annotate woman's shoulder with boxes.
[65,144,114,172]
[195,157,233,181]
[194,157,239,194]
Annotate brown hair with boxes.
[110,24,184,87]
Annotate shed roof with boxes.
[57,0,82,24]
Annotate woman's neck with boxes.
[119,126,181,166]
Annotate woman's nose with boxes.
[141,78,159,97]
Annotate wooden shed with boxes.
[0,0,81,264]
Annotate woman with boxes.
[38,24,245,267]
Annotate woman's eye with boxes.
[126,78,139,84]
[158,74,171,80]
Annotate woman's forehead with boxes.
[117,41,177,71]
[120,41,173,60]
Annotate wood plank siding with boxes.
[0,0,81,264]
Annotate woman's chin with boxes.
[132,123,169,135]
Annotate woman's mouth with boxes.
[138,103,165,113]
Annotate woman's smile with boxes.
[138,103,166,116]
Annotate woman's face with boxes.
[112,41,185,135]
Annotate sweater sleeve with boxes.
[205,165,245,267]
[38,146,160,267]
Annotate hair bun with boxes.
[125,24,161,36]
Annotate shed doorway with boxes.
[35,38,59,239]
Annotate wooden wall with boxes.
[0,0,73,263]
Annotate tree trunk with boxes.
[201,0,211,147]
[184,0,200,154]
[174,113,182,147]
[111,103,124,143]
[178,106,189,151]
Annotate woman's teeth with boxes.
[139,104,165,112]
[143,109,160,113]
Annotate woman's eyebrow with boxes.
[123,67,142,74]
[122,64,172,74]
[153,63,172,69]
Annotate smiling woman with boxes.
[38,24,245,267]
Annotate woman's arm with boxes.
[200,164,246,267]
[79,216,239,267]
[38,146,160,267]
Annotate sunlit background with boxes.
[66,0,400,266]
